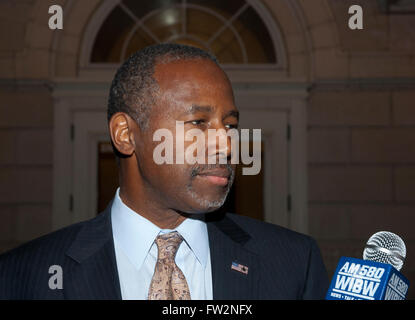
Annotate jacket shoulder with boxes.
[0,220,85,262]
[0,219,90,299]
[225,213,328,299]
[225,212,315,249]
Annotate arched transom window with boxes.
[90,0,280,65]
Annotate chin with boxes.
[183,175,234,214]
[186,190,229,213]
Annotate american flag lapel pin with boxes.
[231,261,249,275]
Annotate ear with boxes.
[109,112,137,157]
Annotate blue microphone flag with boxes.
[326,256,409,300]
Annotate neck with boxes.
[118,161,186,230]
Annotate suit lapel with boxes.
[207,215,260,300]
[62,200,259,300]
[64,201,122,300]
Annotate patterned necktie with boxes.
[148,231,191,300]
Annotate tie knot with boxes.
[155,231,183,260]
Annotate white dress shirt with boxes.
[111,187,213,300]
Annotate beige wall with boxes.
[0,0,415,298]
[0,83,53,253]
[308,87,415,296]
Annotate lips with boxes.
[197,168,231,186]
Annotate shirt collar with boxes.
[111,187,209,269]
[173,216,209,267]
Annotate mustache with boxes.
[190,163,234,178]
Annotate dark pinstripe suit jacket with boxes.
[0,200,328,299]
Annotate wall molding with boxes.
[311,78,415,91]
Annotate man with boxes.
[0,43,328,299]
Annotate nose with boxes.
[206,125,234,164]
[219,128,232,159]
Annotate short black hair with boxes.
[107,43,219,165]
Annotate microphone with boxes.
[326,231,410,300]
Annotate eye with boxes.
[186,119,206,126]
[225,123,239,130]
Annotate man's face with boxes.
[134,59,238,214]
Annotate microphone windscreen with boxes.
[363,231,406,271]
